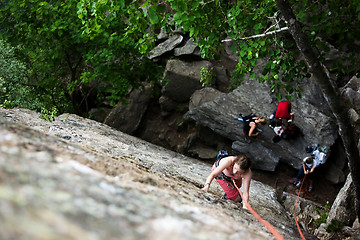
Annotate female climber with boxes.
[202,154,252,210]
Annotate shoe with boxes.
[296,181,301,188]
[308,186,313,192]
[289,178,297,184]
[224,193,228,200]
[244,138,251,144]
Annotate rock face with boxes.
[104,84,153,134]
[100,32,351,185]
[101,56,346,182]
[185,76,337,171]
[341,76,360,122]
[149,34,184,59]
[161,59,214,103]
[174,38,201,57]
[327,174,356,226]
[1,108,317,240]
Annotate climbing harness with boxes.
[232,179,285,240]
[214,157,233,182]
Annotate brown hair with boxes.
[305,156,314,164]
[257,117,266,125]
[235,154,252,170]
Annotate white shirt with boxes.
[303,157,317,169]
[313,149,326,165]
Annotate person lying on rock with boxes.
[243,116,266,137]
[202,154,252,210]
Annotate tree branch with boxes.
[222,26,288,42]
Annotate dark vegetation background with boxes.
[0,0,359,221]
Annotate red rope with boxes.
[232,179,285,240]
[294,174,307,240]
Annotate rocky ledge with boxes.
[0,108,357,239]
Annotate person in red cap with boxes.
[272,100,294,122]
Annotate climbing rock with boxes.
[0,107,313,240]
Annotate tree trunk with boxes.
[275,0,360,221]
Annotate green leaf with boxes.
[254,22,262,30]
[297,11,306,19]
[271,62,276,69]
[148,6,159,24]
[119,0,125,8]
[173,12,182,21]
[240,49,247,57]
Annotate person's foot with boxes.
[308,186,313,192]
[223,193,228,200]
[289,178,297,184]
[296,181,301,188]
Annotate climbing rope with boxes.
[232,179,285,240]
[294,174,307,240]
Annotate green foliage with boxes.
[132,0,360,100]
[313,212,329,228]
[0,40,43,110]
[229,68,244,91]
[2,0,359,112]
[326,219,345,233]
[39,106,58,122]
[0,0,163,115]
[313,201,330,228]
[200,67,214,87]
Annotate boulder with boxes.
[341,76,360,114]
[326,174,356,226]
[88,107,111,123]
[161,59,213,103]
[174,38,201,57]
[189,87,224,110]
[159,95,179,112]
[324,163,346,184]
[185,76,338,171]
[149,34,184,59]
[349,108,360,123]
[157,26,169,40]
[103,84,153,134]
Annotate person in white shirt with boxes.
[292,156,317,192]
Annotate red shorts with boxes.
[212,164,242,201]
